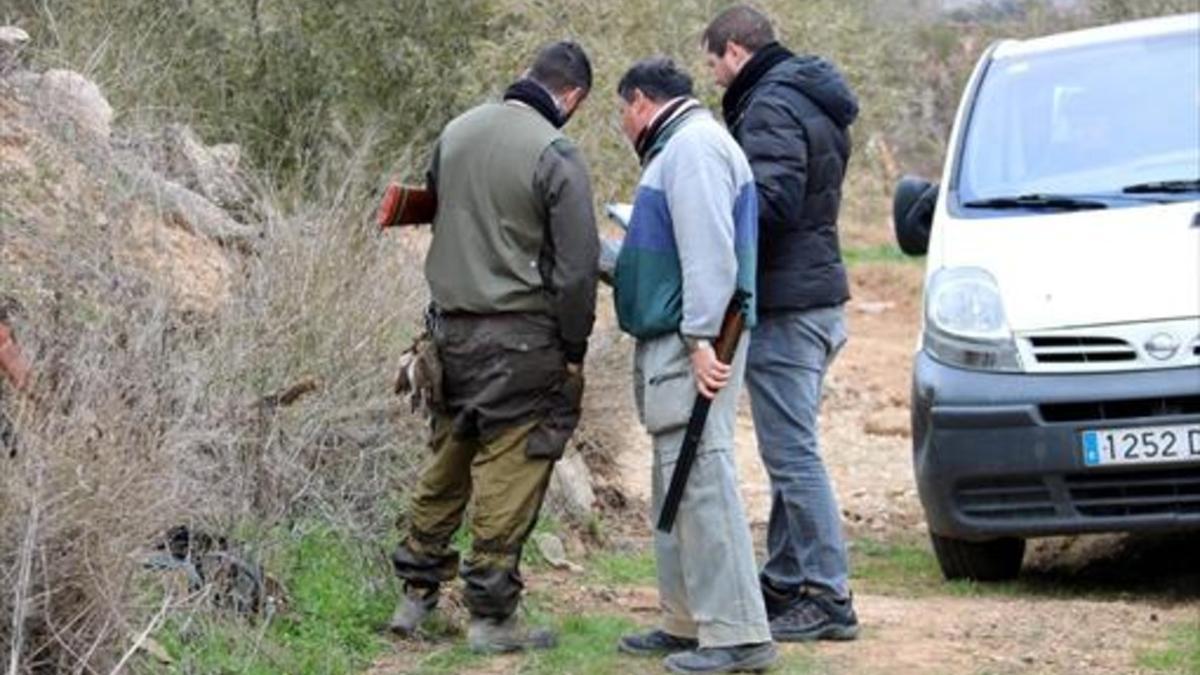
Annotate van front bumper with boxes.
[912,351,1200,540]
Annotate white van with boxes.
[892,13,1200,580]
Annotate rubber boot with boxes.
[389,585,438,636]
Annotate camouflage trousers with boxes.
[392,415,556,619]
[392,312,582,619]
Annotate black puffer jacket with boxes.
[724,47,859,313]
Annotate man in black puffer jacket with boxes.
[703,4,861,643]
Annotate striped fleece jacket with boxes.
[613,103,758,340]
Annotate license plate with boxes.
[1082,423,1200,467]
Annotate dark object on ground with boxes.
[0,406,15,458]
[146,525,284,616]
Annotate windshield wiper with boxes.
[1121,179,1200,194]
[962,194,1108,210]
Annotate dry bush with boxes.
[0,80,429,671]
[4,0,493,184]
[1089,0,1199,21]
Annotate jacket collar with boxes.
[636,97,702,166]
[721,42,794,127]
[503,78,565,128]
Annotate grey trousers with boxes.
[634,333,771,648]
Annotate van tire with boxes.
[930,533,1025,581]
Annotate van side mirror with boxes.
[893,176,939,256]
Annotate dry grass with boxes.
[0,80,428,672]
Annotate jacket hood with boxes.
[763,56,859,129]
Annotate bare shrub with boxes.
[1088,0,1199,21]
[0,86,428,671]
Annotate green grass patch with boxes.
[585,548,657,587]
[850,538,945,597]
[851,538,1033,599]
[1137,622,1200,674]
[153,526,394,674]
[519,614,641,675]
[848,536,1187,601]
[843,243,921,266]
[411,644,491,675]
[774,645,830,674]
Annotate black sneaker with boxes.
[760,580,801,621]
[769,593,859,642]
[663,642,778,673]
[618,629,699,657]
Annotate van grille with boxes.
[1018,321,1200,373]
[1066,467,1200,518]
[957,479,1056,520]
[1040,395,1200,423]
[1027,336,1136,364]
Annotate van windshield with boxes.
[958,31,1200,207]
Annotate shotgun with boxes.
[656,290,750,533]
[376,183,437,229]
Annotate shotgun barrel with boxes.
[656,290,750,533]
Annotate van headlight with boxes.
[923,267,1022,371]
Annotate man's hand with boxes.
[689,341,730,400]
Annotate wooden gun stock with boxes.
[377,183,437,229]
[711,297,748,366]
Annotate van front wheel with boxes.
[930,533,1025,581]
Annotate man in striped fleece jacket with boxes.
[611,57,777,674]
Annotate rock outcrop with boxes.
[1,26,260,314]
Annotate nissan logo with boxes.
[1144,333,1181,361]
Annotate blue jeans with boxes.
[746,306,850,599]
